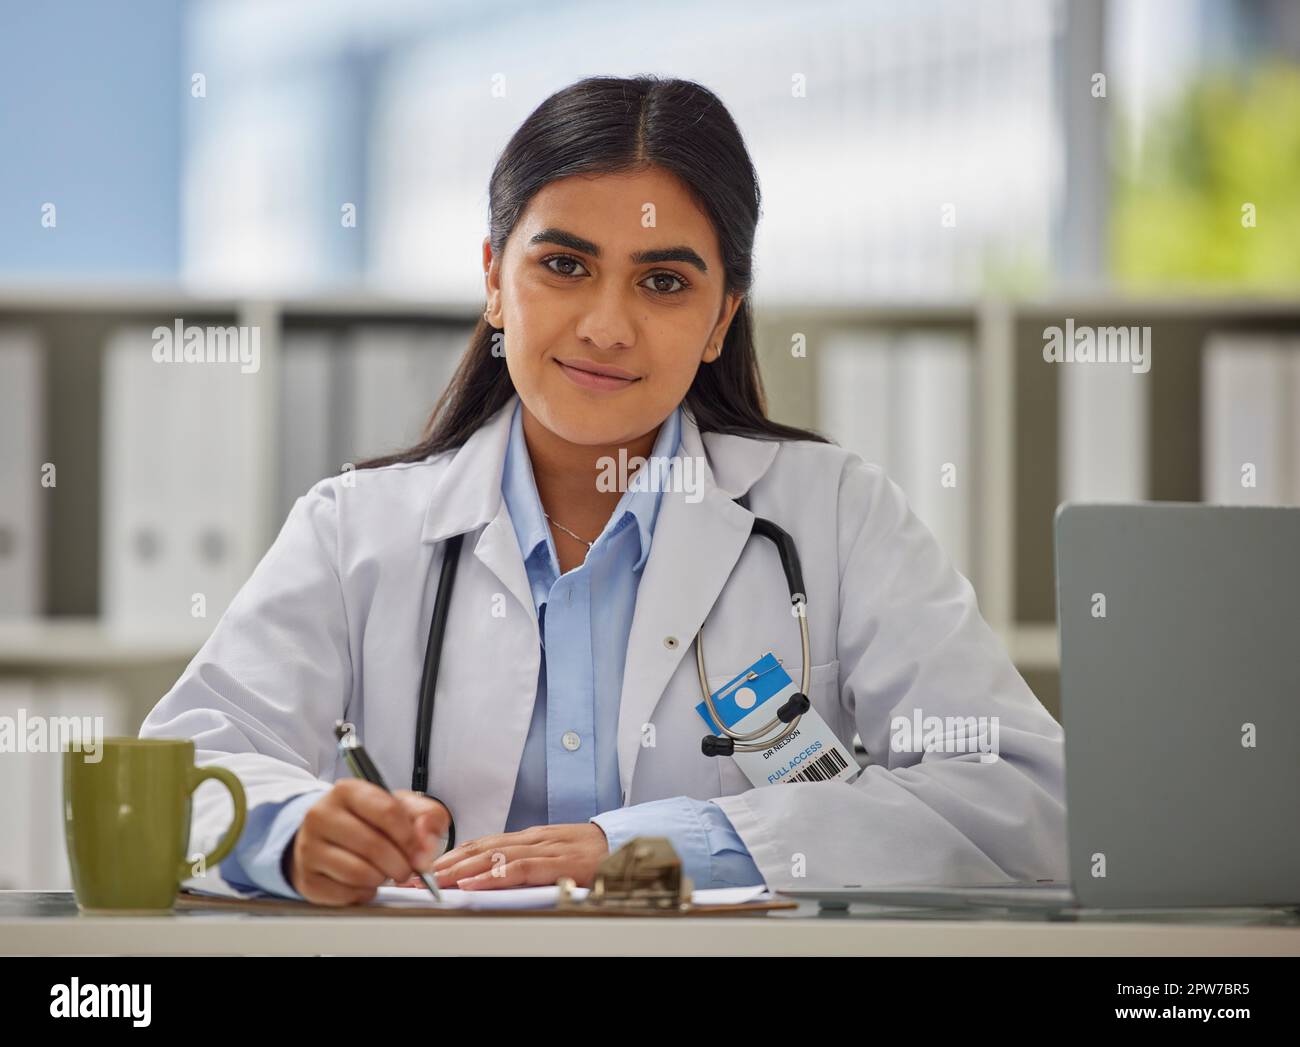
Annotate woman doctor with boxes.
[140,75,1067,906]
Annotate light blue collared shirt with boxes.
[219,399,763,896]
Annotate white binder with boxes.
[175,339,265,627]
[0,329,44,618]
[0,680,42,889]
[1202,334,1292,505]
[818,328,973,577]
[1060,353,1150,503]
[341,324,467,464]
[278,329,338,522]
[102,326,182,630]
[893,330,973,579]
[818,328,894,472]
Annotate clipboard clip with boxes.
[556,837,694,912]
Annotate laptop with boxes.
[783,503,1300,913]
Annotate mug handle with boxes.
[179,765,247,882]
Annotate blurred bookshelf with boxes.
[3,287,1300,727]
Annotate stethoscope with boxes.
[410,492,813,812]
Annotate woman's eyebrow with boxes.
[528,227,709,273]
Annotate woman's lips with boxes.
[555,359,641,392]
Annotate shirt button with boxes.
[561,730,582,752]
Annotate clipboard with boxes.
[176,837,797,917]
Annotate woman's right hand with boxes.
[286,778,451,905]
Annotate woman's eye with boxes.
[643,272,688,295]
[543,255,589,278]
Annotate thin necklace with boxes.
[544,512,594,550]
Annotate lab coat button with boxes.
[663,635,678,649]
[561,730,581,751]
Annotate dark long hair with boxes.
[358,74,828,471]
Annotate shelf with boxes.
[0,285,488,322]
[0,284,242,315]
[0,619,202,668]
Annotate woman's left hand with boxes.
[397,823,611,890]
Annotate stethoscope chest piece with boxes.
[696,509,811,757]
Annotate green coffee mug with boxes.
[64,737,246,914]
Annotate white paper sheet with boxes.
[367,884,772,910]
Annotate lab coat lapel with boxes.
[419,394,539,835]
[616,410,780,800]
[421,395,537,638]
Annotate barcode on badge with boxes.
[784,746,849,783]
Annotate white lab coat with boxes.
[141,391,1067,894]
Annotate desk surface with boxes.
[1,892,1297,956]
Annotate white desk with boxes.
[1,892,1297,956]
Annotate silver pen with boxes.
[334,720,443,902]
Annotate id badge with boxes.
[695,652,859,788]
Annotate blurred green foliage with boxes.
[1111,63,1300,289]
